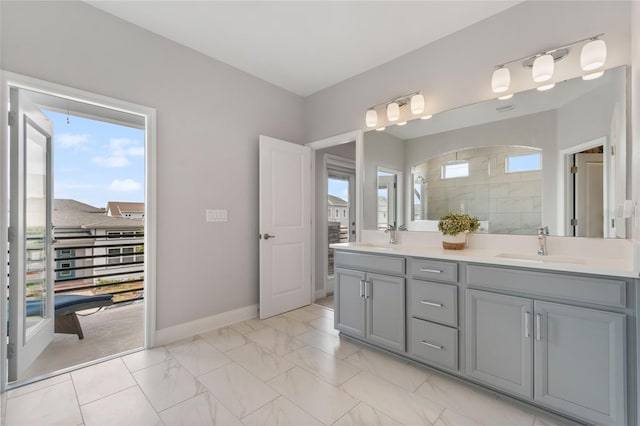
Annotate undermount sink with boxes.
[495,253,585,264]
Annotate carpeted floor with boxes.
[18,302,144,382]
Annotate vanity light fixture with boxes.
[498,93,513,100]
[537,83,556,91]
[421,114,433,120]
[397,121,407,126]
[376,127,386,131]
[489,34,606,94]
[364,91,426,127]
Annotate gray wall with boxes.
[0,1,305,330]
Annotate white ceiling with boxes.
[85,1,522,97]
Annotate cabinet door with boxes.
[466,290,533,399]
[335,268,366,338]
[534,301,625,425]
[366,273,405,352]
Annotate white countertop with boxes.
[331,242,639,278]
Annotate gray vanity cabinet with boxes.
[466,289,533,399]
[534,301,625,425]
[334,251,406,352]
[466,288,626,425]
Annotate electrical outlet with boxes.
[206,209,228,222]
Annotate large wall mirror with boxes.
[362,66,627,238]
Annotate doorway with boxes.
[1,72,156,390]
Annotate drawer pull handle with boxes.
[420,340,443,350]
[420,300,443,308]
[536,313,542,341]
[524,311,530,338]
[419,268,442,274]
[359,280,365,298]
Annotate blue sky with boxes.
[328,178,349,202]
[42,110,145,208]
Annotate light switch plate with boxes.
[206,209,228,222]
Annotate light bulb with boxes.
[532,54,554,83]
[410,94,425,114]
[365,109,377,128]
[387,102,400,122]
[581,39,607,71]
[491,67,510,93]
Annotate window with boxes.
[335,208,339,217]
[328,208,331,218]
[122,247,134,263]
[342,209,347,218]
[441,161,469,179]
[56,249,75,280]
[506,152,541,173]
[59,262,72,278]
[108,248,121,265]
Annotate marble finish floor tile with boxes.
[416,373,535,426]
[166,336,231,377]
[5,380,82,426]
[307,315,339,335]
[241,396,324,426]
[434,408,483,426]
[282,307,322,323]
[333,402,403,426]
[81,386,162,426]
[284,345,360,386]
[226,342,295,381]
[121,347,171,373]
[246,326,306,356]
[344,347,431,391]
[7,373,71,399]
[268,367,358,424]
[199,326,248,352]
[159,392,242,426]
[533,414,574,426]
[295,329,361,359]
[198,362,279,419]
[341,371,445,425]
[262,315,313,336]
[133,358,206,412]
[230,319,267,335]
[71,358,136,405]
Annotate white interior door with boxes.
[259,135,311,319]
[8,88,55,381]
[575,153,604,238]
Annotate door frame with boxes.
[0,71,158,392]
[323,154,356,299]
[306,130,363,301]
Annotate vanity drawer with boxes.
[410,280,457,327]
[335,251,405,275]
[466,265,626,309]
[410,318,458,371]
[410,258,458,283]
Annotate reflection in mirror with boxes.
[411,146,542,234]
[362,65,627,238]
[377,168,401,230]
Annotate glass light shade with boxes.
[421,114,433,120]
[498,93,513,100]
[582,70,605,81]
[410,94,425,114]
[581,39,607,71]
[537,82,555,91]
[387,102,400,121]
[376,127,386,131]
[397,122,407,126]
[491,67,510,93]
[365,109,378,127]
[532,54,554,83]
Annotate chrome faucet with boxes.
[537,226,549,256]
[384,224,407,244]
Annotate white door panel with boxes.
[259,136,311,319]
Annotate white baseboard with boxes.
[315,289,326,301]
[155,304,258,346]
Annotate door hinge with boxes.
[7,343,15,359]
[611,146,615,156]
[611,218,615,228]
[7,226,15,242]
[8,111,16,127]
[570,166,578,174]
[570,218,578,226]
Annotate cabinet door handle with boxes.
[359,280,365,298]
[420,340,443,350]
[535,313,542,341]
[364,281,371,299]
[419,268,442,274]
[524,311,530,338]
[420,300,443,308]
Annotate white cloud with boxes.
[109,138,144,157]
[56,133,90,149]
[109,178,141,192]
[92,156,131,168]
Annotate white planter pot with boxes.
[442,232,466,250]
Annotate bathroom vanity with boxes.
[332,242,638,426]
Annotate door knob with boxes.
[263,233,276,240]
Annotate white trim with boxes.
[155,304,258,346]
[306,130,362,302]
[0,71,158,390]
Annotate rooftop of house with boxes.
[54,199,143,229]
[106,201,145,217]
[328,195,348,207]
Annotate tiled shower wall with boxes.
[422,146,542,235]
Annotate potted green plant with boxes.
[438,212,480,250]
